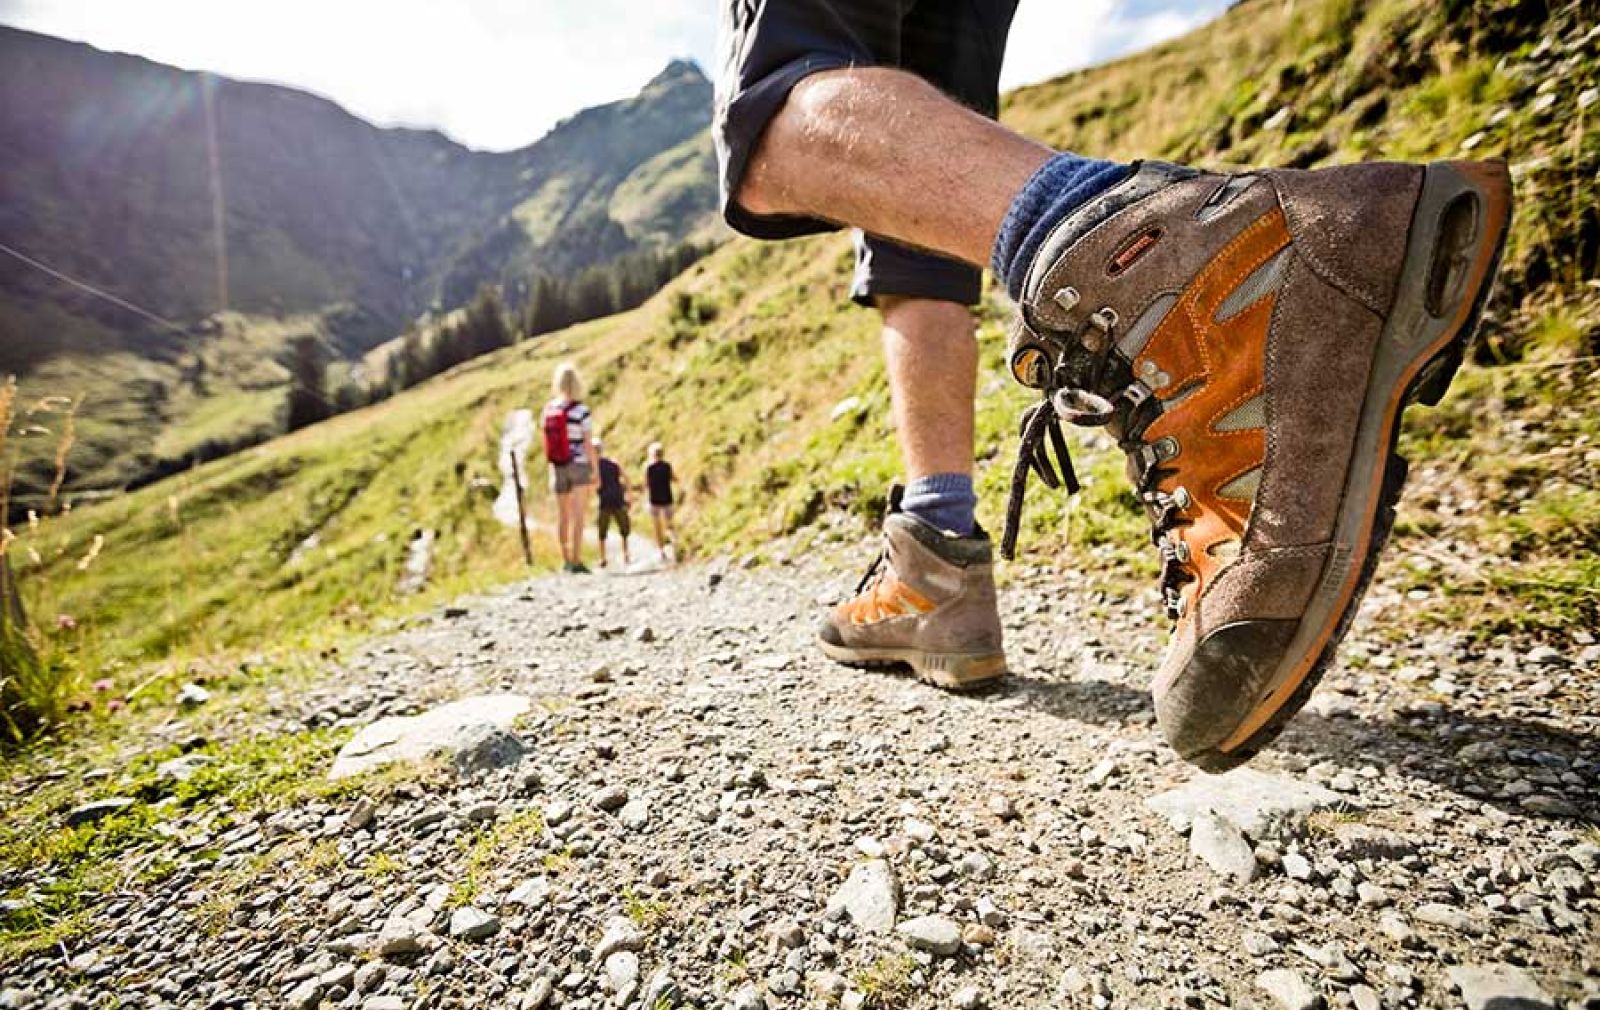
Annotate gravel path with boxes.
[3,551,1596,1010]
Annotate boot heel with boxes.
[1393,160,1513,408]
[910,652,1007,690]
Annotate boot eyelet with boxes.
[1172,486,1192,510]
[1153,436,1180,462]
[1053,287,1081,312]
[1009,344,1050,389]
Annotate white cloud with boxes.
[1001,0,1229,91]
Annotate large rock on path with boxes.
[1146,768,1344,839]
[331,693,530,779]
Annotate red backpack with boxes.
[542,402,573,465]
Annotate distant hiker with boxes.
[594,440,632,570]
[644,442,677,559]
[714,0,1511,771]
[544,362,596,573]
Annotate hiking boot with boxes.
[818,490,1007,690]
[1002,159,1512,771]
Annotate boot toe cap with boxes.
[1155,618,1299,772]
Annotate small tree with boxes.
[284,335,332,432]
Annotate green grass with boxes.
[0,722,353,962]
[853,953,919,1009]
[447,809,547,908]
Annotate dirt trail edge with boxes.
[4,556,1596,1010]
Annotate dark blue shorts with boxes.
[712,0,1019,306]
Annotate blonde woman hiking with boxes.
[542,362,597,574]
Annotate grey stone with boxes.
[1255,968,1322,1010]
[375,917,425,957]
[953,985,983,1009]
[176,682,211,708]
[448,906,499,940]
[1147,769,1344,839]
[521,977,553,1009]
[353,962,386,994]
[1348,985,1381,1010]
[64,797,136,827]
[957,851,996,880]
[825,859,900,934]
[505,877,551,908]
[1190,811,1257,883]
[1282,853,1314,881]
[591,785,629,812]
[1356,882,1391,908]
[1415,902,1482,935]
[330,694,531,779]
[896,914,962,957]
[731,984,766,1010]
[604,951,640,1004]
[1446,964,1554,1009]
[362,998,405,1010]
[617,797,651,830]
[345,796,378,832]
[319,965,356,991]
[593,916,646,961]
[286,977,322,1009]
[0,991,37,1010]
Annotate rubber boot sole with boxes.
[816,638,1008,691]
[1191,159,1514,773]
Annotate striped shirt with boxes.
[549,399,592,465]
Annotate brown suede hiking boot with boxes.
[1002,159,1512,772]
[818,495,1007,690]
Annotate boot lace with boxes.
[1000,306,1197,621]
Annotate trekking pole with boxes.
[508,451,534,568]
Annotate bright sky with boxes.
[0,0,1228,151]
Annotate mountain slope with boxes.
[0,29,719,498]
[11,0,1597,694]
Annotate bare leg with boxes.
[740,68,1052,267]
[878,297,976,484]
[555,492,572,565]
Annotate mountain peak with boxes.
[647,59,708,89]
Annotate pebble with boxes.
[1190,811,1258,883]
[952,984,984,1009]
[1256,968,1322,1010]
[375,917,425,957]
[825,859,900,934]
[604,951,640,1004]
[1446,963,1554,1010]
[448,906,500,940]
[896,915,962,957]
[1415,902,1482,935]
[593,916,646,961]
[591,785,629,812]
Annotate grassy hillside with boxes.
[6,0,1596,736]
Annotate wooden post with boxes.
[508,451,534,568]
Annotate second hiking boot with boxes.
[1002,158,1511,772]
[818,491,1007,690]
